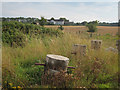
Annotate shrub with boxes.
[86,23,97,32]
[58,25,64,30]
[86,21,98,33]
[2,28,26,47]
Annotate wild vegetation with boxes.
[2,21,63,47]
[2,21,119,88]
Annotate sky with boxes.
[1,2,119,23]
[1,0,120,2]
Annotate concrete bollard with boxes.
[105,47,118,53]
[44,54,69,75]
[38,54,76,85]
[116,40,120,51]
[91,40,102,50]
[71,44,87,56]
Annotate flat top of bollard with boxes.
[46,54,69,61]
[92,40,102,41]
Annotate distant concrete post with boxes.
[91,40,102,50]
[71,44,87,56]
[44,54,69,75]
[90,33,93,37]
[116,40,120,51]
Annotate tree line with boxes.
[2,17,119,26]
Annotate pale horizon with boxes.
[2,2,118,23]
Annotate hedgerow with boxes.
[2,21,63,47]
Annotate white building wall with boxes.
[50,20,56,24]
[48,20,64,25]
[55,21,64,25]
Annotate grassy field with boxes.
[2,25,119,88]
[45,26,118,36]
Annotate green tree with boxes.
[39,17,47,27]
[50,17,55,20]
[59,18,67,21]
[86,20,99,37]
[86,20,98,32]
[81,21,87,26]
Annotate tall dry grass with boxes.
[2,32,118,88]
[45,25,118,36]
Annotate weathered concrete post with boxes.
[116,40,120,51]
[91,40,102,50]
[44,54,69,75]
[40,54,76,85]
[71,44,87,56]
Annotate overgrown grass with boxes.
[2,32,118,88]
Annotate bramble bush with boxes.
[2,28,26,47]
[2,21,63,47]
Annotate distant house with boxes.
[48,19,64,25]
[48,19,74,25]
